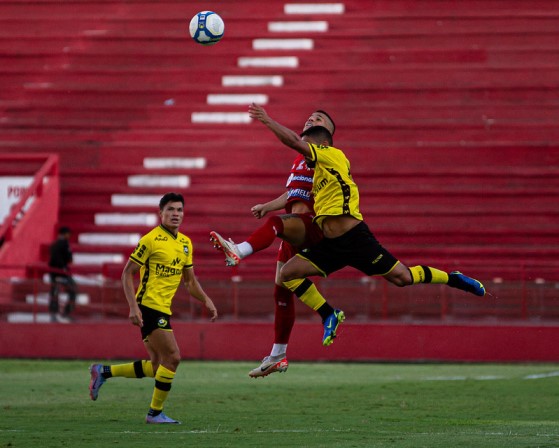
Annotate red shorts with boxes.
[277,213,323,263]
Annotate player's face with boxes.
[160,201,184,233]
[302,112,334,134]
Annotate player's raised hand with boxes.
[249,103,270,124]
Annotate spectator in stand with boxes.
[48,226,78,323]
[210,110,335,378]
[89,192,218,425]
[248,103,487,347]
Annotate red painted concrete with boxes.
[2,321,559,362]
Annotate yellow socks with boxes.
[110,360,154,378]
[283,278,326,311]
[409,266,449,285]
[150,365,176,412]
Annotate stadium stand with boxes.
[1,0,558,324]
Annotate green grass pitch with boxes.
[1,360,558,447]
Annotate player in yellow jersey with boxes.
[248,103,486,347]
[88,192,217,424]
[210,110,335,378]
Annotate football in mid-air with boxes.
[189,11,225,46]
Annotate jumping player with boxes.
[248,103,486,347]
[210,110,335,377]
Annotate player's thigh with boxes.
[145,329,181,369]
[280,215,307,246]
[280,254,322,282]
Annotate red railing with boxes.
[0,154,59,244]
[0,154,60,278]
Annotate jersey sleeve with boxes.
[129,234,152,266]
[182,236,194,269]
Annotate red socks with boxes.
[274,284,295,344]
[246,215,284,252]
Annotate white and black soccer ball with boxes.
[189,11,225,46]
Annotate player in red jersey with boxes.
[210,110,335,378]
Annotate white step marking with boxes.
[94,213,159,226]
[207,94,268,105]
[284,3,345,14]
[78,233,141,246]
[191,112,251,124]
[222,75,283,87]
[268,21,328,32]
[127,174,190,188]
[238,56,298,68]
[143,157,206,169]
[253,39,313,50]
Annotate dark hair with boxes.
[300,125,333,146]
[159,192,184,210]
[315,110,336,135]
[58,226,71,235]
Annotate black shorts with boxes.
[298,221,399,277]
[139,304,173,340]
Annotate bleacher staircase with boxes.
[1,0,558,320]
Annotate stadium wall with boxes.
[2,321,559,362]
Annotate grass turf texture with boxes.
[1,360,558,447]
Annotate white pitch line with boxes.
[524,371,559,379]
[256,428,351,433]
[107,427,350,435]
[423,375,505,381]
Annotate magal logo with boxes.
[155,263,181,276]
[158,318,168,328]
[170,257,181,267]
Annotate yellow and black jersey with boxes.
[129,225,193,315]
[306,142,363,228]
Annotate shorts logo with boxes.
[372,254,383,264]
[158,318,168,328]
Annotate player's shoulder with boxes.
[176,231,192,245]
[311,143,345,158]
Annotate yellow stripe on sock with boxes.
[409,266,449,284]
[283,278,326,311]
[150,365,176,411]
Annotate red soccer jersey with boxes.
[284,154,314,213]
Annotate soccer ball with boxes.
[189,11,225,46]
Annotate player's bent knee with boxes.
[384,272,413,288]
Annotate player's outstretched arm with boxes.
[251,191,288,219]
[249,103,311,158]
[183,267,218,321]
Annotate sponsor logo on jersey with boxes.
[313,178,329,195]
[155,263,182,277]
[154,235,168,241]
[287,188,311,201]
[286,173,313,187]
